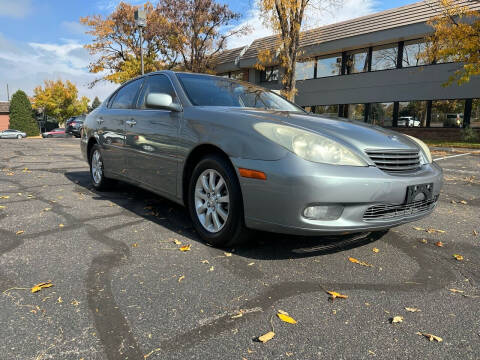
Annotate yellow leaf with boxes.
[0,195,10,199]
[16,230,24,235]
[460,200,467,204]
[178,275,185,282]
[435,241,444,247]
[224,252,232,257]
[173,239,182,245]
[427,228,445,234]
[57,297,63,303]
[413,226,424,231]
[201,260,209,264]
[372,248,379,253]
[31,281,54,293]
[277,312,297,324]
[327,291,348,300]
[474,230,478,236]
[420,238,428,244]
[391,316,403,323]
[179,245,191,252]
[59,224,64,228]
[248,262,255,266]
[449,288,464,293]
[277,310,289,315]
[453,254,464,261]
[416,332,443,342]
[258,331,275,343]
[0,206,5,209]
[71,299,80,306]
[208,266,214,272]
[405,307,421,312]
[348,257,373,267]
[132,243,138,247]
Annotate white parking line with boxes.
[434,153,471,161]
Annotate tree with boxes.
[157,0,250,73]
[89,96,102,112]
[80,2,175,85]
[256,0,340,101]
[33,80,89,125]
[9,90,39,136]
[424,0,480,85]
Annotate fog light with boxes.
[303,205,343,220]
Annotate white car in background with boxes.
[398,116,420,127]
[0,129,27,139]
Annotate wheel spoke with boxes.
[217,206,228,221]
[196,202,207,214]
[201,176,209,193]
[212,211,221,230]
[205,210,212,229]
[195,188,207,200]
[214,178,224,193]
[217,195,229,204]
[209,171,215,191]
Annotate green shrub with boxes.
[9,90,39,136]
[461,127,479,143]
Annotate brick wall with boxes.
[387,127,480,142]
[0,114,9,131]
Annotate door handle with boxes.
[96,117,104,124]
[126,119,137,127]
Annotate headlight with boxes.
[254,122,367,166]
[406,135,432,163]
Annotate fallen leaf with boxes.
[277,310,289,315]
[0,206,5,209]
[372,248,379,253]
[224,252,232,257]
[416,332,443,342]
[348,257,373,267]
[0,195,10,199]
[173,239,182,245]
[16,230,24,235]
[179,245,191,252]
[413,226,425,231]
[248,262,255,266]
[31,281,53,293]
[71,299,80,306]
[391,316,403,323]
[435,241,444,247]
[59,224,64,228]
[405,307,421,312]
[132,243,138,247]
[257,331,275,343]
[178,275,185,282]
[426,228,446,234]
[57,297,63,303]
[277,312,297,324]
[208,266,214,272]
[327,291,348,300]
[420,238,428,244]
[460,200,467,205]
[473,230,478,236]
[43,208,51,211]
[453,254,464,261]
[200,259,209,264]
[231,312,243,319]
[449,288,464,293]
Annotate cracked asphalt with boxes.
[0,138,479,360]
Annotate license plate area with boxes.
[406,183,433,204]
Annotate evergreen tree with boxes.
[9,90,39,136]
[90,96,101,112]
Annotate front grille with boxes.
[366,150,421,172]
[363,195,438,221]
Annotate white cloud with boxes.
[227,0,379,49]
[0,34,117,102]
[0,0,32,19]
[61,21,86,36]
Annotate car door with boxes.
[97,78,144,177]
[124,74,180,196]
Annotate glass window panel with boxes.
[368,103,394,126]
[230,71,245,80]
[110,79,143,109]
[472,99,480,128]
[398,101,428,127]
[431,100,465,128]
[312,105,339,117]
[295,60,315,80]
[316,55,342,78]
[346,49,369,74]
[402,40,428,67]
[347,104,365,120]
[260,67,278,82]
[371,44,398,71]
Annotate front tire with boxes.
[188,154,249,248]
[17,134,22,139]
[89,144,113,191]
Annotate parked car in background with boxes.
[0,129,27,139]
[398,116,420,127]
[42,128,66,138]
[81,71,442,248]
[443,113,463,128]
[66,115,85,138]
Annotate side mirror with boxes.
[146,93,182,112]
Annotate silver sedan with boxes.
[0,129,27,139]
[81,71,443,247]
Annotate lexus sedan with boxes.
[81,71,443,247]
[0,129,26,139]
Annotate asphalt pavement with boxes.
[0,138,479,360]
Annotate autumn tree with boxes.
[256,0,340,101]
[80,2,177,84]
[157,0,250,73]
[33,80,89,125]
[89,96,102,112]
[424,0,480,85]
[9,90,39,136]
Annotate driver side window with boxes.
[137,75,178,109]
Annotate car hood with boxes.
[216,107,419,151]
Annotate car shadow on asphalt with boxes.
[64,171,385,260]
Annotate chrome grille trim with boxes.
[363,196,438,221]
[366,149,421,172]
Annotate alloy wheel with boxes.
[91,150,103,184]
[194,169,230,233]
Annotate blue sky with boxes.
[0,0,417,101]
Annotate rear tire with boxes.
[17,134,22,139]
[89,144,114,191]
[188,154,249,248]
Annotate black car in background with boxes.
[66,115,86,138]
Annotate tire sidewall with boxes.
[188,155,245,247]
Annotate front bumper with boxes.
[231,153,443,235]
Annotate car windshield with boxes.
[177,73,304,113]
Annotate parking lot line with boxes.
[434,152,471,161]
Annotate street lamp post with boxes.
[134,9,147,75]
